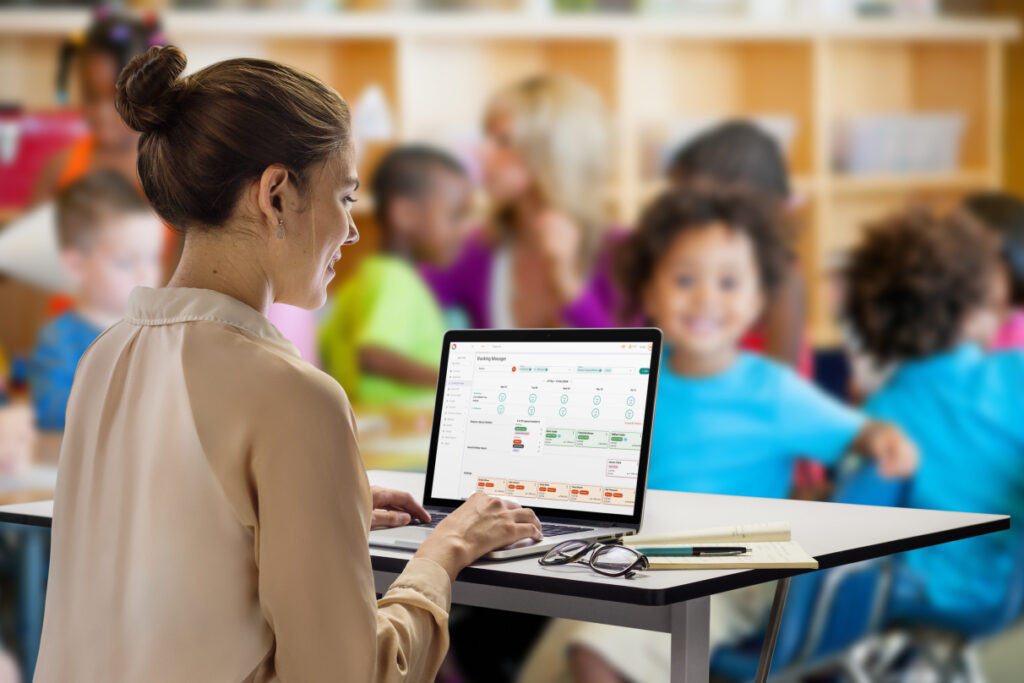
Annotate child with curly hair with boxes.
[516,189,918,683]
[844,208,1024,623]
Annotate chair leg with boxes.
[840,654,873,683]
[959,645,985,683]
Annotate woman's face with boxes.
[78,52,138,151]
[275,147,360,310]
[480,110,532,206]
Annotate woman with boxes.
[34,45,542,683]
[422,74,621,329]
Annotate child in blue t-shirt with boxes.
[626,189,917,498]
[516,189,918,683]
[843,209,1024,625]
[29,171,164,431]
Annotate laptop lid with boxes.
[422,328,662,529]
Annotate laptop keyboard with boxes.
[414,513,592,537]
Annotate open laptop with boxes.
[369,328,662,559]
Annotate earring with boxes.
[276,218,284,240]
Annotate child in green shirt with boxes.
[319,146,471,406]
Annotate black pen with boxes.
[635,546,749,557]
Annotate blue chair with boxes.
[876,530,1024,682]
[830,461,1024,682]
[710,460,900,682]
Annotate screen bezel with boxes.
[422,328,662,528]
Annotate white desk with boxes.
[0,470,1008,683]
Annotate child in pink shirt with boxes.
[964,192,1024,350]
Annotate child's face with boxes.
[480,110,532,206]
[79,52,138,151]
[643,223,765,360]
[964,265,1011,347]
[410,170,472,266]
[64,212,165,317]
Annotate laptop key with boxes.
[416,513,448,529]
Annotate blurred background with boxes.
[1,1,1023,682]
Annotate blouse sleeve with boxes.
[249,370,451,682]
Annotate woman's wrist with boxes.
[415,534,471,583]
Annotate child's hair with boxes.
[115,45,350,232]
[617,188,790,317]
[371,145,466,226]
[56,170,151,251]
[843,209,999,365]
[486,74,611,262]
[667,120,790,201]
[963,191,1024,306]
[57,5,166,104]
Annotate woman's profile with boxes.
[34,45,541,683]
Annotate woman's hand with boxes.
[414,493,543,582]
[370,486,431,530]
[535,209,584,305]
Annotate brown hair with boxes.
[56,170,151,250]
[617,188,790,320]
[115,45,351,231]
[843,208,999,365]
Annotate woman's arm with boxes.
[249,373,451,683]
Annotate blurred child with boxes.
[33,5,165,201]
[963,191,1024,350]
[422,73,620,330]
[668,120,810,374]
[844,209,1024,624]
[319,145,471,406]
[0,346,35,476]
[29,171,164,431]
[517,189,917,683]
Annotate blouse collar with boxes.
[125,286,300,358]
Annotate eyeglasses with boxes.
[539,540,649,578]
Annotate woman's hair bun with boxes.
[115,45,187,134]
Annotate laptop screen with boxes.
[425,331,660,522]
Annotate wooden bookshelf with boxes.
[1,9,1017,344]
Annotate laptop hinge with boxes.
[540,514,639,530]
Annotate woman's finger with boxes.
[371,509,411,530]
[374,488,430,522]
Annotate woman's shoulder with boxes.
[182,320,352,421]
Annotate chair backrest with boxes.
[831,458,909,508]
[792,460,904,661]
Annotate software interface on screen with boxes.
[431,340,655,515]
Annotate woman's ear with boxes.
[256,164,292,228]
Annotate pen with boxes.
[635,546,749,557]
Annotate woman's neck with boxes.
[166,229,273,315]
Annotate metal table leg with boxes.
[754,578,792,683]
[670,596,710,683]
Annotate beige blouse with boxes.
[35,287,451,683]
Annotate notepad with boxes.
[641,541,818,570]
[623,521,792,547]
[622,522,817,570]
